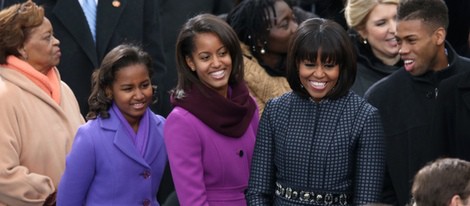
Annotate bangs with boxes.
[294,32,343,65]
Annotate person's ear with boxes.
[17,46,28,60]
[434,27,446,46]
[105,87,112,99]
[185,56,196,71]
[448,194,462,206]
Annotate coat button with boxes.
[141,170,151,179]
[142,199,150,206]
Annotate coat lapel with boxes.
[96,0,126,61]
[52,0,99,67]
[142,115,165,165]
[101,114,149,167]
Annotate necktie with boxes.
[82,0,96,42]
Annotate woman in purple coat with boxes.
[57,44,167,206]
[164,14,259,206]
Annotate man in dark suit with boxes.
[364,0,470,205]
[4,0,168,118]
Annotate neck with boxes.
[432,47,450,72]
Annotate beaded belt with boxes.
[275,182,351,205]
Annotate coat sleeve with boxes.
[0,99,54,206]
[353,107,386,204]
[246,100,276,205]
[164,110,210,206]
[56,125,96,205]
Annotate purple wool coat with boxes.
[164,106,259,206]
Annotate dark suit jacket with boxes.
[3,0,168,117]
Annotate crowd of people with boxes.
[0,0,469,205]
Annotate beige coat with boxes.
[241,43,291,114]
[0,67,84,206]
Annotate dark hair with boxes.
[0,0,44,63]
[86,44,154,120]
[397,0,449,31]
[412,158,470,206]
[173,13,243,99]
[286,18,356,100]
[226,0,277,56]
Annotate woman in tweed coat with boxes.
[246,18,386,205]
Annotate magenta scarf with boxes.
[171,82,256,138]
[111,103,150,157]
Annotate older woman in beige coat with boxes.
[0,1,84,205]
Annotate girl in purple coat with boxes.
[57,44,167,206]
[164,14,259,206]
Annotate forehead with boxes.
[396,19,430,38]
[192,32,223,51]
[267,0,291,21]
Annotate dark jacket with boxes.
[365,42,470,206]
[349,31,402,97]
[247,91,385,205]
[433,66,470,161]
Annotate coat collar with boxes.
[99,110,164,167]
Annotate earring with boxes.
[260,41,267,54]
[363,39,368,45]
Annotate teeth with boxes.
[309,81,326,89]
[210,70,224,78]
[404,60,414,65]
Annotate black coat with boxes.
[349,31,403,97]
[433,67,470,161]
[364,43,470,206]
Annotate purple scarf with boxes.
[171,82,256,137]
[112,103,150,157]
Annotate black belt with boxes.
[275,182,351,205]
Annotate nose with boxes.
[390,20,397,34]
[212,56,222,67]
[398,45,408,55]
[313,67,325,78]
[290,20,298,34]
[53,35,60,46]
[134,89,145,100]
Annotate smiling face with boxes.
[186,32,232,97]
[266,0,298,54]
[21,17,61,74]
[358,3,399,64]
[108,63,153,127]
[299,54,340,102]
[396,19,444,76]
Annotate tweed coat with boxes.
[164,106,259,206]
[0,67,84,205]
[246,91,385,206]
[365,43,470,206]
[241,43,291,114]
[57,109,167,206]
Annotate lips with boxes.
[403,59,415,72]
[131,102,146,110]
